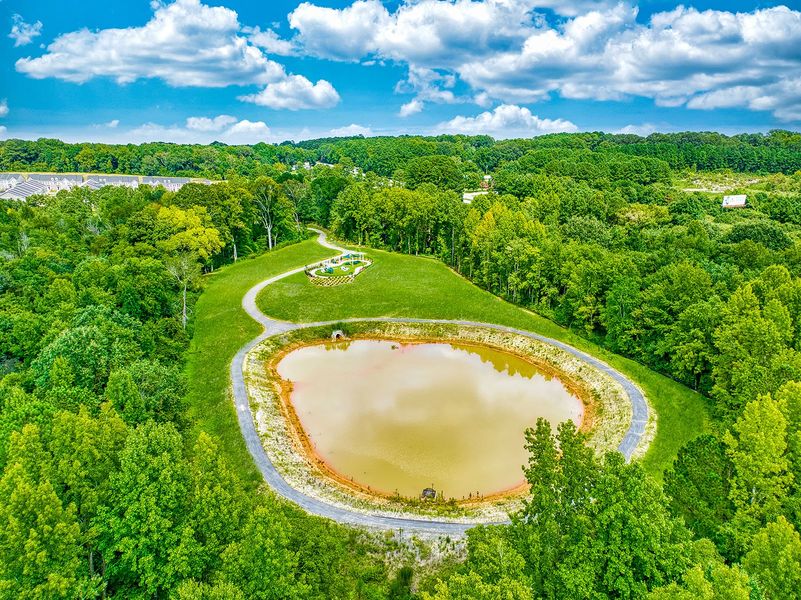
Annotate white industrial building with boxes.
[722,194,747,208]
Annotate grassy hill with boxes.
[256,244,711,479]
[186,235,710,487]
[185,239,336,486]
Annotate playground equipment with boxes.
[305,252,372,286]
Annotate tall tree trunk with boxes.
[450,225,455,265]
[182,281,188,329]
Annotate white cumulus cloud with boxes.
[128,116,271,144]
[289,0,390,61]
[290,0,541,66]
[287,0,801,121]
[9,14,42,47]
[434,104,578,138]
[245,26,296,56]
[15,0,281,86]
[329,124,373,137]
[399,99,423,117]
[14,0,339,112]
[0,99,8,118]
[186,114,238,132]
[615,123,658,136]
[223,119,272,143]
[239,75,339,110]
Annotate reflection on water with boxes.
[276,340,583,499]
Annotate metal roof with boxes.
[141,176,190,184]
[0,179,48,199]
[98,175,139,184]
[83,179,105,191]
[27,173,84,183]
[722,194,747,207]
[0,172,210,193]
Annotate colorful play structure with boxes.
[305,252,372,286]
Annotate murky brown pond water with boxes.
[276,340,583,499]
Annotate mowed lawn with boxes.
[185,239,336,487]
[257,245,712,479]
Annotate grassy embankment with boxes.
[256,245,712,480]
[185,239,336,487]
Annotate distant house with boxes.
[98,175,140,188]
[0,172,211,199]
[463,190,489,204]
[83,179,105,191]
[722,194,747,208]
[0,176,20,191]
[0,179,48,200]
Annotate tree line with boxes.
[3,129,801,180]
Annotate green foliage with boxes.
[724,394,793,555]
[187,433,249,578]
[429,419,691,598]
[422,571,531,600]
[404,155,464,192]
[664,435,735,553]
[2,133,801,598]
[647,563,752,600]
[0,426,98,599]
[727,221,793,250]
[104,369,144,423]
[97,421,194,596]
[219,504,309,599]
[743,517,801,600]
[175,579,246,600]
[519,421,691,597]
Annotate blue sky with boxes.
[1,0,800,143]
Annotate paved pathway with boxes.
[230,229,649,534]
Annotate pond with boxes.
[275,339,584,500]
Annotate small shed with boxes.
[722,194,747,208]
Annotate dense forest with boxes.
[2,129,801,179]
[2,133,801,598]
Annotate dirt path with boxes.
[230,228,649,534]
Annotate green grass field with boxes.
[185,238,336,487]
[255,245,712,479]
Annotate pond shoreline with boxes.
[246,320,644,522]
[266,335,589,505]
